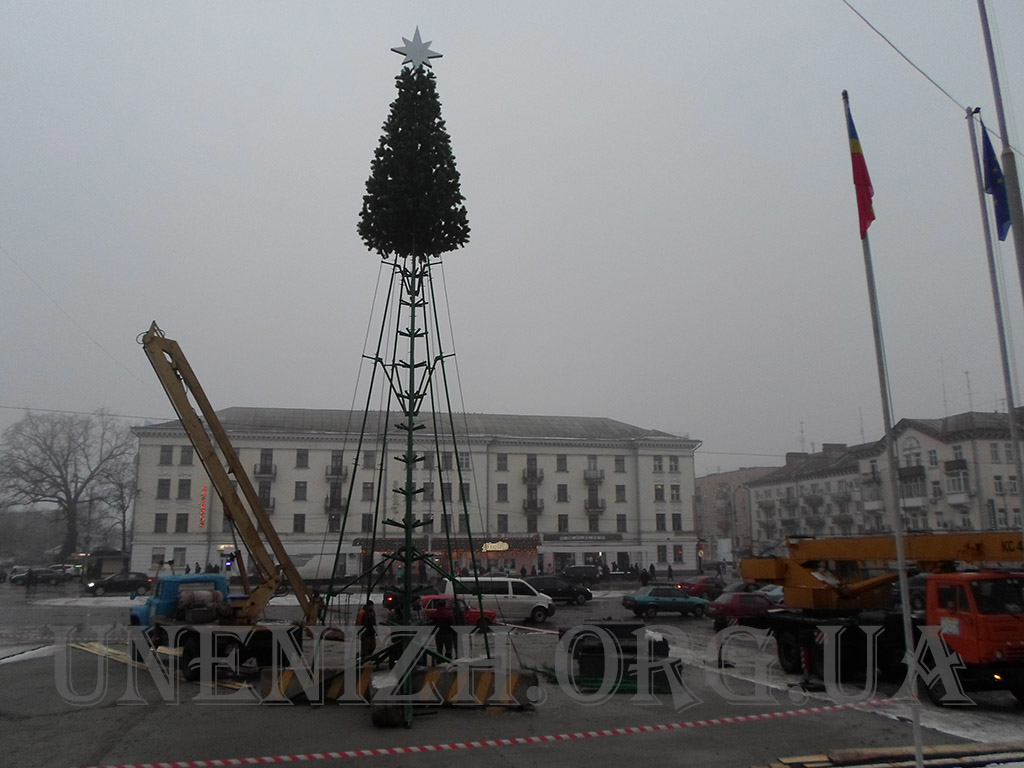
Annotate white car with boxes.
[444,576,554,623]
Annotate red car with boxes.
[705,591,771,631]
[677,575,725,600]
[420,594,497,627]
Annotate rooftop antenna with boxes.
[965,370,975,410]
[941,356,949,417]
[799,421,805,452]
[859,407,865,442]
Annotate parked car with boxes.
[677,575,725,600]
[84,571,153,596]
[419,594,497,627]
[10,567,51,586]
[622,585,708,618]
[756,584,785,605]
[720,580,763,594]
[525,575,592,605]
[706,591,772,630]
[47,564,82,583]
[445,576,555,623]
[560,564,601,586]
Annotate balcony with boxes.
[834,512,854,525]
[807,515,825,529]
[259,496,276,512]
[325,464,349,480]
[584,498,606,513]
[781,518,800,532]
[583,469,605,485]
[253,463,276,479]
[947,490,973,507]
[324,496,347,514]
[779,496,798,509]
[522,468,544,484]
[757,499,776,511]
[802,494,823,509]
[831,492,851,503]
[523,498,545,514]
[901,496,928,509]
[863,499,884,512]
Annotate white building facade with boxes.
[746,411,1024,553]
[130,408,702,579]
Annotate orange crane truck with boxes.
[738,531,1024,702]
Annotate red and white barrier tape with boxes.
[72,697,906,768]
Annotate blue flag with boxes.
[982,123,1011,241]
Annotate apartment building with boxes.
[745,410,1024,552]
[130,407,702,578]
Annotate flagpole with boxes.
[967,107,1024,536]
[843,90,924,768]
[978,0,1024,315]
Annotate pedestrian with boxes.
[667,565,673,581]
[25,568,35,593]
[357,600,377,663]
[648,563,656,581]
[184,563,191,574]
[530,564,537,576]
[432,598,456,662]
[195,562,202,575]
[520,565,527,578]
[640,569,649,587]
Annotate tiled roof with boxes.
[139,406,688,442]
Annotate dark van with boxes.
[561,564,601,585]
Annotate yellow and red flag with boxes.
[843,91,875,239]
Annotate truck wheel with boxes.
[530,607,548,623]
[180,637,200,682]
[644,606,657,619]
[777,631,803,675]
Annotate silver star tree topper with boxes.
[391,27,442,69]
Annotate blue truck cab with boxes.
[130,572,233,630]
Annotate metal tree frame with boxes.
[324,253,490,677]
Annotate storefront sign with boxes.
[482,541,510,552]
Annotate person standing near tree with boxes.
[358,600,377,662]
[432,598,456,662]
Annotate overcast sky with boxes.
[2,1,1024,477]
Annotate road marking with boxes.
[70,698,904,768]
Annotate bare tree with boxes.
[0,410,137,559]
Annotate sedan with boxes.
[525,575,592,605]
[756,584,785,605]
[677,575,725,600]
[84,572,153,596]
[420,595,497,627]
[706,592,772,631]
[622,585,708,618]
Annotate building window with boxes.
[526,514,538,533]
[928,450,938,467]
[615,485,626,503]
[947,471,969,493]
[293,514,305,533]
[294,481,307,501]
[588,515,600,533]
[652,455,663,473]
[673,545,684,563]
[422,452,434,471]
[995,476,1005,494]
[420,515,433,533]
[441,483,452,502]
[460,482,470,501]
[655,513,666,531]
[177,479,191,500]
[222,515,232,533]
[258,481,272,506]
[669,456,679,473]
[259,448,273,473]
[497,514,508,533]
[557,484,568,502]
[442,452,454,470]
[556,454,567,472]
[422,482,434,502]
[1011,476,1019,494]
[615,455,625,473]
[953,444,964,461]
[328,513,341,533]
[180,446,193,466]
[654,484,665,503]
[459,453,471,470]
[496,483,508,502]
[156,478,171,499]
[991,443,1001,462]
[328,482,343,510]
[150,547,165,568]
[587,455,598,471]
[496,454,508,472]
[616,514,627,533]
[174,513,189,533]
[362,451,375,470]
[361,514,373,532]
[656,545,667,563]
[670,484,681,502]
[362,482,374,501]
[154,513,168,533]
[458,514,469,533]
[672,513,682,531]
[558,514,569,532]
[1007,443,1015,463]
[159,445,174,465]
[296,449,309,469]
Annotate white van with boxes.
[445,576,555,623]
